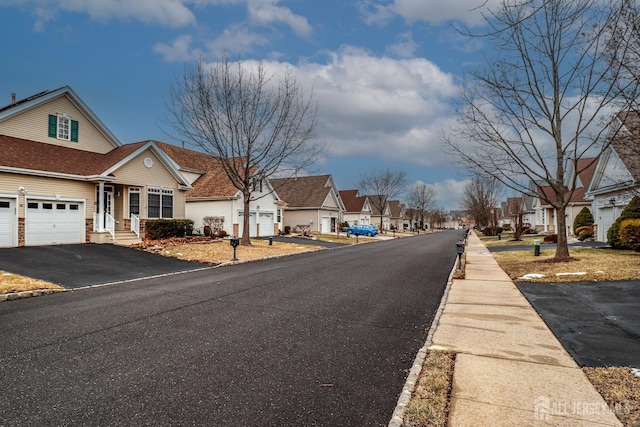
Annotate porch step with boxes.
[109,231,142,246]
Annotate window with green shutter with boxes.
[48,114,57,138]
[70,120,78,142]
[48,114,79,142]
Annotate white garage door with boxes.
[25,200,85,246]
[237,212,257,238]
[258,212,274,237]
[0,198,16,247]
[598,207,615,242]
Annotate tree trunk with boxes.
[554,204,570,260]
[241,192,252,245]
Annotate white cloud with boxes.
[360,0,502,26]
[247,0,312,37]
[428,179,469,210]
[205,25,270,57]
[60,0,196,27]
[154,35,198,62]
[385,32,419,58]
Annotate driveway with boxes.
[0,244,210,289]
[517,280,640,367]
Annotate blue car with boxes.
[345,224,378,237]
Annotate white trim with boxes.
[0,166,115,182]
[0,193,19,247]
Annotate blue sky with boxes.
[0,0,500,210]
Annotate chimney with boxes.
[11,93,16,103]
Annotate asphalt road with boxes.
[0,231,462,426]
[518,280,640,367]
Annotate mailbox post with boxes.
[230,236,240,261]
[455,240,465,272]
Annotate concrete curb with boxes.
[387,260,457,427]
[0,288,62,303]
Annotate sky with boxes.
[0,0,502,211]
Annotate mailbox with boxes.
[456,241,465,255]
[230,236,240,261]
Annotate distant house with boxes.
[387,200,405,230]
[367,195,391,230]
[155,142,281,238]
[338,190,372,226]
[532,158,597,235]
[270,175,345,234]
[0,86,191,247]
[587,111,640,241]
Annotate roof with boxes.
[611,111,640,181]
[569,158,597,203]
[151,141,250,198]
[367,195,388,216]
[0,134,143,177]
[339,189,367,212]
[388,200,403,218]
[270,175,334,208]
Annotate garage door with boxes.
[238,212,257,237]
[258,212,274,237]
[25,200,85,245]
[0,198,16,247]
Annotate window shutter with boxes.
[48,115,57,138]
[70,120,79,142]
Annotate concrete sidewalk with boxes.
[431,232,622,426]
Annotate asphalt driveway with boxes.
[0,244,210,289]
[517,280,640,367]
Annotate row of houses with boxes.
[496,112,640,241]
[0,86,422,248]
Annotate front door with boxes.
[96,185,114,226]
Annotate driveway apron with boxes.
[0,244,209,289]
[518,280,640,367]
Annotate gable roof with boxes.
[610,111,640,181]
[568,158,597,203]
[0,86,122,148]
[0,135,189,186]
[388,200,403,218]
[367,195,391,216]
[270,175,338,208]
[339,189,368,213]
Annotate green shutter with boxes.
[70,120,79,142]
[48,115,57,138]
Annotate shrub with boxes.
[482,226,504,236]
[216,229,228,238]
[339,221,350,232]
[575,225,594,241]
[502,223,512,231]
[284,226,291,235]
[607,196,640,249]
[573,207,594,235]
[543,234,558,243]
[619,218,640,251]
[145,219,194,240]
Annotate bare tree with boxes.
[166,55,323,244]
[444,0,640,260]
[505,196,529,240]
[405,183,437,229]
[358,169,407,230]
[463,175,502,231]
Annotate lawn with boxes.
[492,247,640,282]
[0,270,62,294]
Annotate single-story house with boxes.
[155,141,281,238]
[338,189,372,226]
[270,175,344,234]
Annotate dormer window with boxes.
[48,114,79,142]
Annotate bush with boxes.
[573,207,594,235]
[216,229,228,238]
[607,196,640,249]
[339,221,349,232]
[145,219,194,240]
[543,234,558,243]
[482,226,504,236]
[575,225,594,241]
[284,226,291,235]
[619,218,640,251]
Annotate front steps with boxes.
[109,231,142,246]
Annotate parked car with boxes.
[345,224,378,237]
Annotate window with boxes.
[48,114,78,142]
[56,204,66,210]
[0,201,9,208]
[70,204,79,211]
[43,203,53,210]
[147,187,174,218]
[27,202,38,209]
[129,187,140,217]
[277,208,281,222]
